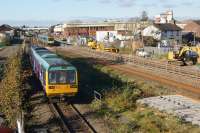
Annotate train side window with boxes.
[42,68,46,85]
[67,70,76,84]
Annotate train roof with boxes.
[31,46,75,70]
[38,34,53,38]
[41,53,58,58]
[45,58,70,66]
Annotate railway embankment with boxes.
[55,47,200,133]
[0,49,22,128]
[0,45,62,132]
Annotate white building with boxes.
[155,10,175,24]
[0,25,15,43]
[53,24,67,35]
[142,23,182,46]
[96,31,117,42]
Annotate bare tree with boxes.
[141,11,148,21]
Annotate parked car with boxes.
[136,48,151,57]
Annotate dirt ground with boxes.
[74,104,111,133]
[26,91,62,133]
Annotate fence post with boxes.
[94,90,102,102]
[17,111,24,133]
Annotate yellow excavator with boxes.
[168,46,200,65]
[87,38,119,53]
[88,39,97,49]
[87,37,97,49]
[96,42,119,53]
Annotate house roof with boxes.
[153,23,182,31]
[183,20,200,35]
[193,20,200,25]
[0,24,14,33]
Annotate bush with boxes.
[1,37,11,46]
[106,83,142,113]
[143,36,159,47]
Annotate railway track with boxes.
[49,102,96,133]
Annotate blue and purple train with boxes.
[30,45,78,100]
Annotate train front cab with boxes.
[44,65,78,100]
[47,37,54,45]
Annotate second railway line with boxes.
[53,46,200,96]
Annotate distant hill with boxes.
[0,20,62,27]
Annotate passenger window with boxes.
[43,71,46,85]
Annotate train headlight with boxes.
[70,84,77,88]
[49,86,55,89]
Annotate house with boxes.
[184,20,200,38]
[0,24,15,42]
[142,23,182,46]
[53,24,67,35]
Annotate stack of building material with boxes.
[137,95,200,126]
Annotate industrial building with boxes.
[54,21,151,38]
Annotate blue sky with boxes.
[0,0,199,23]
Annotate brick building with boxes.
[63,23,114,37]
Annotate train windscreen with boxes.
[48,70,76,84]
[48,37,54,41]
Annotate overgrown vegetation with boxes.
[90,65,200,133]
[0,63,4,80]
[143,36,159,47]
[0,46,32,128]
[1,37,11,46]
[91,99,200,133]
[0,42,5,48]
[20,50,34,114]
[0,51,22,127]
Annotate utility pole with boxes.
[194,32,196,45]
[89,26,90,37]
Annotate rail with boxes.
[49,103,70,133]
[49,102,96,133]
